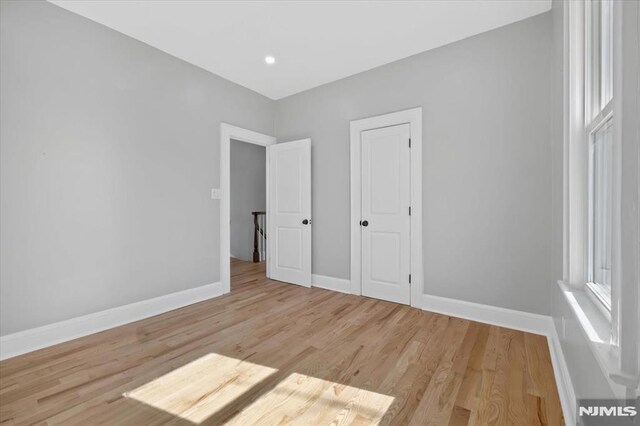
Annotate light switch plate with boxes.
[211,188,222,199]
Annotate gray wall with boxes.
[230,141,266,261]
[275,13,553,314]
[0,0,275,335]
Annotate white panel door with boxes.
[267,139,312,287]
[361,124,411,304]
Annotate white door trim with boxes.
[220,123,276,294]
[350,107,423,308]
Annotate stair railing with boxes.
[252,211,266,262]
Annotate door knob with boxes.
[302,219,310,225]
[361,220,369,227]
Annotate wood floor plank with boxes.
[0,259,563,425]
[523,333,564,426]
[454,322,490,413]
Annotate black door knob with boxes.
[361,220,369,227]
[302,219,309,225]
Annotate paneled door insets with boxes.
[361,124,411,304]
[267,139,312,287]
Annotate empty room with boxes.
[1,1,638,425]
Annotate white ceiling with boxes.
[49,1,551,100]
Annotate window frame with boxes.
[586,112,614,313]
[562,0,639,401]
[584,0,615,316]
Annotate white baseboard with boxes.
[422,293,576,424]
[312,274,351,294]
[421,293,551,335]
[0,281,223,361]
[546,320,577,426]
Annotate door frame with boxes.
[349,107,423,308]
[220,123,276,294]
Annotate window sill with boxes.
[584,281,612,321]
[557,280,627,399]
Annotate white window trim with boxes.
[557,280,627,399]
[561,0,628,397]
[565,0,588,289]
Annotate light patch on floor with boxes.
[226,372,395,425]
[124,353,394,425]
[124,353,277,424]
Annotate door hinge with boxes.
[408,138,411,148]
[409,274,412,284]
[409,206,411,216]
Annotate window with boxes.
[587,118,612,309]
[585,0,614,311]
[562,0,640,398]
[585,0,613,119]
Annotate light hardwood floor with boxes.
[0,259,563,425]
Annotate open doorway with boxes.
[230,139,267,287]
[219,124,312,294]
[220,123,275,294]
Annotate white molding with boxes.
[565,0,588,288]
[557,280,630,400]
[421,293,576,424]
[0,282,223,361]
[547,318,577,426]
[312,274,351,294]
[349,107,423,308]
[421,294,551,335]
[220,123,276,293]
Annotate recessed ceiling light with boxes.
[264,56,276,65]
